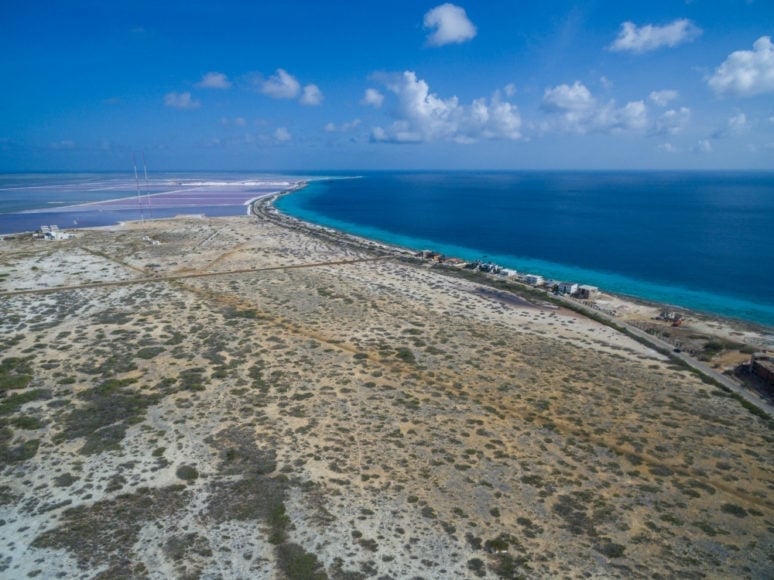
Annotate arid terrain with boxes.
[1,202,772,579]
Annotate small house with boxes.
[524,274,544,286]
[558,282,578,295]
[576,284,599,299]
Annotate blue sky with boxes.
[1,0,773,171]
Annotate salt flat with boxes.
[0,206,771,579]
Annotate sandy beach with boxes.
[0,201,771,578]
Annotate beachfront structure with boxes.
[39,225,74,241]
[525,274,544,286]
[500,268,519,277]
[444,257,468,267]
[577,285,599,299]
[558,282,578,295]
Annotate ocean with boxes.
[2,171,772,328]
[275,171,774,328]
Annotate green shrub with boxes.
[176,465,199,482]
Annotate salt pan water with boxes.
[276,171,774,328]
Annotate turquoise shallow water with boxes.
[276,173,774,329]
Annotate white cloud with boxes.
[728,112,749,134]
[221,116,247,127]
[648,89,678,106]
[362,88,384,108]
[694,139,713,153]
[196,71,232,89]
[541,81,595,112]
[711,112,751,139]
[504,83,517,97]
[609,19,701,53]
[423,3,477,46]
[325,119,361,132]
[708,36,774,97]
[371,71,521,144]
[261,69,301,99]
[300,84,323,106]
[540,82,649,134]
[164,91,200,109]
[653,107,691,136]
[274,127,292,142]
[658,142,679,153]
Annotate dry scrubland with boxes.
[0,205,772,579]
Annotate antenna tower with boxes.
[142,152,151,221]
[133,154,144,223]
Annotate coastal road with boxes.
[552,294,774,418]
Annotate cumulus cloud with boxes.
[423,3,477,46]
[649,89,678,106]
[261,69,301,99]
[541,81,595,112]
[325,119,361,132]
[694,139,713,153]
[362,88,385,108]
[653,107,691,136]
[708,36,774,97]
[540,81,649,134]
[274,127,292,142]
[196,71,232,89]
[370,71,521,144]
[164,91,200,109]
[300,84,323,106]
[609,19,701,53]
[221,116,247,127]
[712,112,750,139]
[728,112,749,133]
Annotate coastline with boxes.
[1,197,772,577]
[261,188,774,338]
[273,173,774,330]
[258,191,773,411]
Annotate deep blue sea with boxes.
[275,172,774,329]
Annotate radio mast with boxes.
[142,152,151,221]
[133,153,144,223]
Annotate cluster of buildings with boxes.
[35,225,75,241]
[417,250,600,300]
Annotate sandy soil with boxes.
[0,207,771,579]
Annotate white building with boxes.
[577,284,599,299]
[525,274,544,286]
[558,282,578,295]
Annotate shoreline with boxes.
[270,176,774,331]
[259,190,774,338]
[1,193,771,577]
[257,192,773,414]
